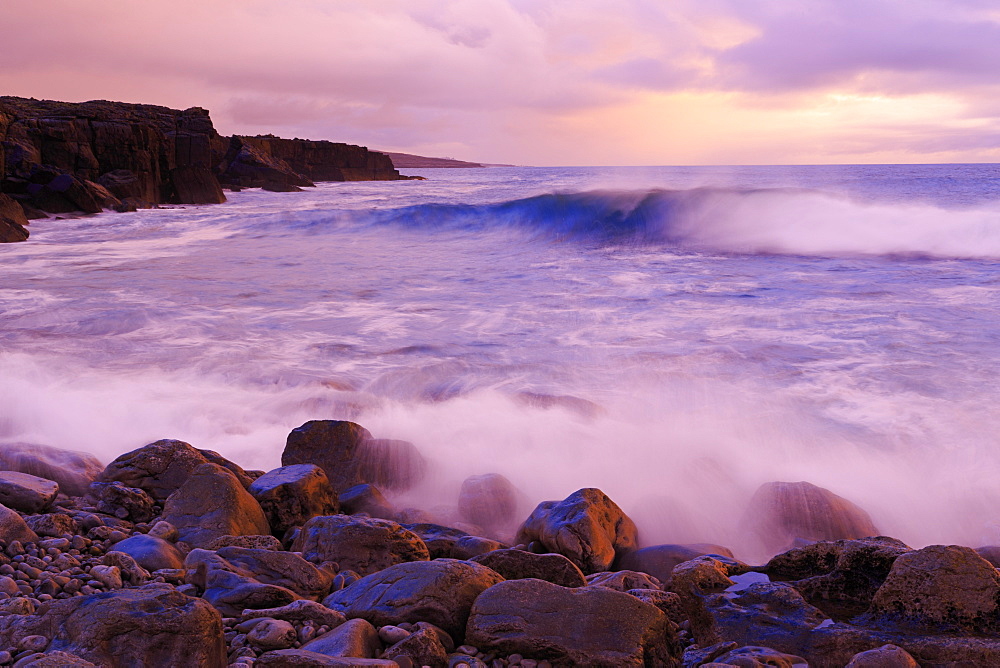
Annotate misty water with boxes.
[2,163,1000,560]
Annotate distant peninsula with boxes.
[380,152,484,169]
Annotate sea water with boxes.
[2,164,999,558]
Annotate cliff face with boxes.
[0,97,407,242]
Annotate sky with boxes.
[2,0,999,166]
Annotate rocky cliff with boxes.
[0,96,407,242]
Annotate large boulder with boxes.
[869,544,1000,632]
[0,502,38,544]
[292,515,429,575]
[89,480,156,522]
[323,559,504,639]
[217,546,332,600]
[99,439,252,502]
[0,193,29,242]
[0,471,58,513]
[338,484,395,520]
[515,488,638,574]
[26,583,225,666]
[400,523,470,560]
[301,618,381,658]
[466,578,680,667]
[458,473,520,532]
[0,442,103,496]
[161,463,270,548]
[281,421,424,493]
[110,534,185,571]
[616,543,735,584]
[743,482,878,557]
[381,625,449,667]
[249,464,339,536]
[470,549,586,587]
[845,644,919,668]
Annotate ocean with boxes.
[2,163,999,559]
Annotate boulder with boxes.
[241,600,347,629]
[161,463,269,548]
[249,464,339,536]
[99,439,251,502]
[29,583,225,666]
[469,550,586,587]
[869,544,1000,631]
[301,618,381,658]
[0,442,103,496]
[845,644,919,668]
[449,536,503,560]
[218,546,333,600]
[515,488,638,574]
[465,578,680,667]
[282,422,424,493]
[457,474,519,531]
[743,482,878,557]
[0,193,29,242]
[292,515,428,575]
[255,651,400,667]
[89,481,155,522]
[102,551,152,585]
[323,559,504,639]
[109,534,185,571]
[400,523,469,560]
[206,534,283,551]
[25,512,76,538]
[975,545,1000,568]
[200,566,298,617]
[9,651,96,666]
[0,471,58,513]
[586,570,662,592]
[711,645,809,667]
[616,543,735,584]
[764,536,910,619]
[0,502,39,544]
[339,484,395,520]
[248,618,298,651]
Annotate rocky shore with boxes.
[0,96,413,243]
[0,421,998,666]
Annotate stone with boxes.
[292,515,428,576]
[711,645,809,667]
[160,463,270,548]
[587,570,662,591]
[470,548,586,588]
[218,546,333,600]
[248,618,298,650]
[88,481,155,522]
[98,439,251,502]
[90,564,124,589]
[339,484,395,519]
[627,589,684,624]
[10,651,97,667]
[0,502,39,544]
[0,471,58,512]
[400,524,470,560]
[743,481,879,557]
[616,543,735,584]
[25,513,76,538]
[255,651,400,667]
[323,559,505,639]
[0,193,29,242]
[109,534,185,571]
[0,442,103,496]
[764,536,910,619]
[147,520,179,542]
[457,474,520,531]
[249,464,339,535]
[207,534,283,551]
[241,600,347,629]
[356,439,427,492]
[975,545,1000,567]
[515,488,638,574]
[845,644,919,668]
[465,578,680,667]
[382,626,449,668]
[19,583,225,666]
[869,544,1000,631]
[449,536,503,561]
[102,550,151,585]
[201,566,299,618]
[302,618,381,658]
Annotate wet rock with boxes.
[457,474,520,532]
[218,546,333,600]
[25,513,77,538]
[449,536,503,561]
[845,643,919,668]
[382,625,449,668]
[161,463,270,548]
[302,618,381,658]
[249,464,339,536]
[356,438,427,492]
[16,583,225,666]
[255,650,400,666]
[10,651,97,666]
[515,488,638,574]
[470,548,586,587]
[248,618,298,650]
[99,439,251,502]
[323,559,504,639]
[626,589,684,624]
[339,484,395,520]
[0,503,39,544]
[466,578,680,667]
[110,534,185,571]
[764,536,910,619]
[869,544,1000,631]
[0,193,29,242]
[201,566,299,617]
[616,543,735,584]
[711,645,809,667]
[102,550,152,585]
[89,481,155,522]
[292,515,428,576]
[0,442,103,496]
[400,523,469,560]
[586,570,662,592]
[207,534,283,551]
[0,471,58,513]
[241,600,347,629]
[743,482,878,557]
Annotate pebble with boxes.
[379,624,411,644]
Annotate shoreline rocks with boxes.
[0,430,998,667]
